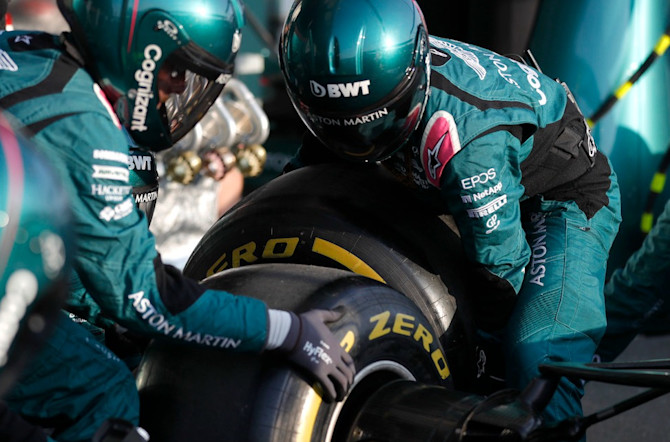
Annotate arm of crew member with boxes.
[62,114,270,352]
[438,131,530,329]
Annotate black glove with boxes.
[0,401,48,442]
[467,266,518,332]
[277,309,356,402]
[92,418,150,442]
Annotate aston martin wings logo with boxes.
[429,37,486,80]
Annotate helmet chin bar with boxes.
[159,78,270,184]
[341,145,378,160]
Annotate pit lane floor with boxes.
[583,333,670,441]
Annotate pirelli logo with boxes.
[466,195,507,219]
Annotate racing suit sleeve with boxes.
[49,112,268,352]
[439,129,531,329]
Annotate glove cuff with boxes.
[265,309,298,351]
[276,311,301,353]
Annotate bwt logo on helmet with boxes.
[131,44,162,133]
[310,80,371,98]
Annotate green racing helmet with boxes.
[279,0,430,162]
[0,112,73,396]
[57,0,245,151]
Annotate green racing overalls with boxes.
[0,30,267,440]
[293,36,622,425]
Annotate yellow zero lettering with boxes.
[232,241,258,267]
[432,348,450,380]
[340,330,355,352]
[392,313,414,336]
[368,311,451,380]
[206,253,229,277]
[369,311,391,339]
[262,238,299,258]
[413,323,434,352]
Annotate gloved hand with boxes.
[276,309,356,402]
[92,418,150,442]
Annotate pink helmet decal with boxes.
[421,111,462,188]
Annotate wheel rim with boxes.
[325,360,416,441]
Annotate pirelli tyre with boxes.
[137,263,452,441]
[183,163,479,388]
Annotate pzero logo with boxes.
[369,310,450,380]
[421,111,462,188]
[131,44,162,133]
[310,80,371,98]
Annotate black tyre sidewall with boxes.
[245,271,453,442]
[138,265,451,442]
[183,164,476,371]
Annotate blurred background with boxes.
[5,0,670,438]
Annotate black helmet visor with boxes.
[161,44,235,145]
